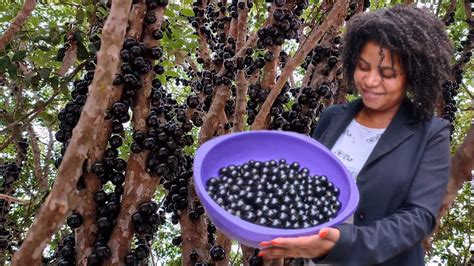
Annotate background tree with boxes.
[0,0,472,265]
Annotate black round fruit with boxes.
[66,213,83,229]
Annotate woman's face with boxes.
[353,41,407,113]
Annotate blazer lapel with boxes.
[319,98,419,178]
[319,99,364,149]
[358,100,417,176]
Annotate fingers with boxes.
[266,234,319,249]
[257,247,301,259]
[319,227,339,243]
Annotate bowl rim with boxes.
[193,130,360,237]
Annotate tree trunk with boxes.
[12,0,132,263]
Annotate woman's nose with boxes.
[364,71,382,87]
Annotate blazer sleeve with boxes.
[310,105,339,141]
[318,119,451,264]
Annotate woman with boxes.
[258,5,453,265]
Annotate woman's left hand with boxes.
[257,227,340,259]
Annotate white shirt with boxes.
[330,119,386,180]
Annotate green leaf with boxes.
[31,74,41,89]
[12,50,27,62]
[74,30,84,43]
[38,45,50,51]
[180,8,195,17]
[97,6,108,19]
[165,9,175,18]
[38,68,51,80]
[88,42,98,54]
[7,63,17,78]
[76,8,85,22]
[164,70,179,78]
[50,76,59,89]
[77,41,89,60]
[39,111,55,124]
[0,55,11,73]
[56,47,66,62]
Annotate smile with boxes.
[363,89,384,96]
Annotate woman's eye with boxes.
[358,64,369,71]
[381,69,396,78]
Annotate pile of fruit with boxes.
[206,159,341,229]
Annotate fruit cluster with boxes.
[206,159,341,229]
[124,201,166,265]
[441,27,472,138]
[0,138,28,257]
[256,0,308,49]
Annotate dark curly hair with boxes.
[341,5,454,120]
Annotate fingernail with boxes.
[258,252,265,257]
[259,242,270,247]
[319,228,329,238]
[271,240,280,246]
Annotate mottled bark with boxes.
[233,70,248,132]
[75,1,147,264]
[0,0,36,51]
[11,0,132,263]
[232,1,249,133]
[215,231,233,266]
[56,34,77,77]
[198,85,232,144]
[104,6,166,265]
[180,186,211,265]
[26,124,47,190]
[241,244,254,266]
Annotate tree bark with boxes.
[232,1,249,133]
[180,187,211,265]
[104,6,166,265]
[26,124,46,190]
[198,85,232,144]
[0,0,36,51]
[11,0,132,263]
[75,1,147,264]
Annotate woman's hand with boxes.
[257,227,340,259]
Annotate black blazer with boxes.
[311,98,451,265]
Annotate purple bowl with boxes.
[193,130,359,248]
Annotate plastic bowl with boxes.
[193,130,359,248]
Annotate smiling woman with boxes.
[353,41,408,129]
[258,4,455,266]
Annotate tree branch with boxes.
[26,123,46,190]
[0,0,36,51]
[442,0,456,21]
[56,33,78,77]
[461,83,474,100]
[198,85,231,144]
[251,0,348,130]
[0,60,87,136]
[105,6,166,265]
[12,0,132,263]
[196,0,212,68]
[0,135,15,152]
[41,127,54,186]
[0,194,28,205]
[75,1,147,263]
[232,1,249,132]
